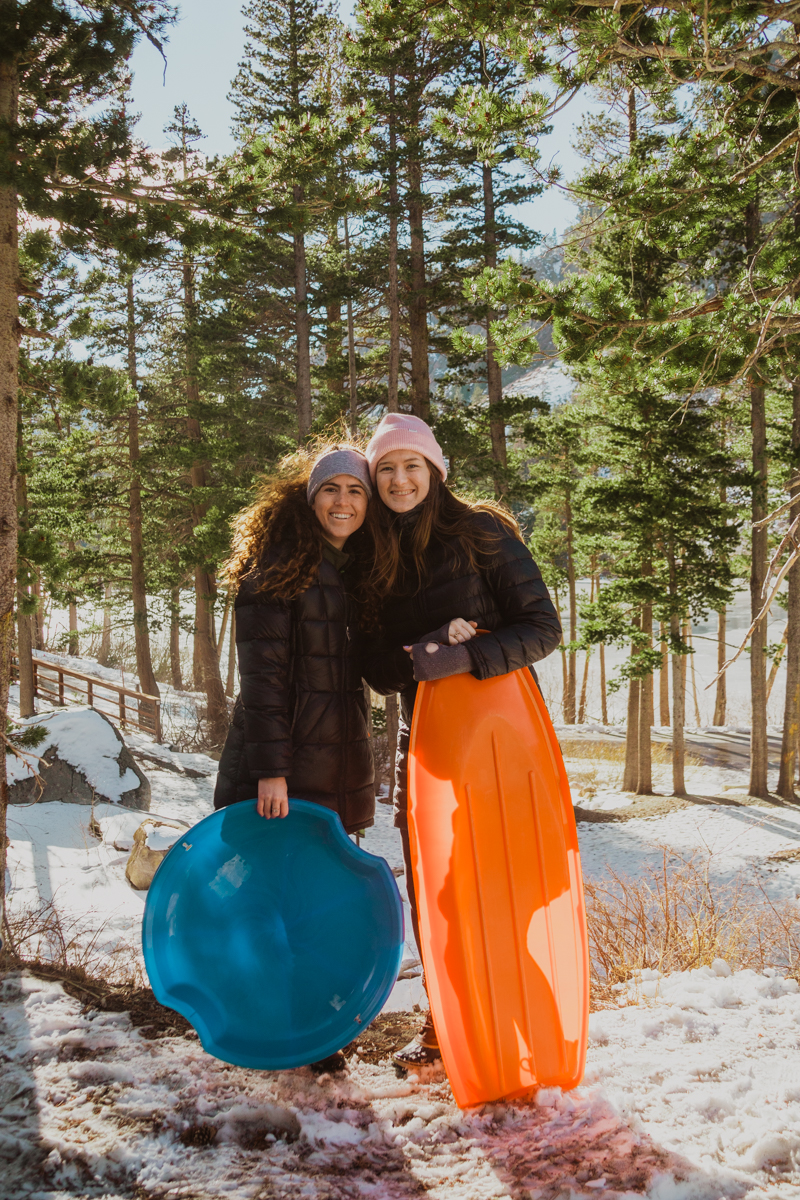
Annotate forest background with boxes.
[3,0,800,914]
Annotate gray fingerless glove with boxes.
[417,622,452,646]
[411,641,473,682]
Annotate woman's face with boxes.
[375,451,431,513]
[312,474,369,549]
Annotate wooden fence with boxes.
[11,654,163,743]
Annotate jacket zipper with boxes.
[340,579,350,817]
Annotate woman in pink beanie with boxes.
[362,413,562,1067]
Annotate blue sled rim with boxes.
[142,798,404,1070]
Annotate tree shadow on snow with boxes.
[0,970,48,1199]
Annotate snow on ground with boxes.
[5,718,426,1004]
[7,662,800,1196]
[3,963,800,1199]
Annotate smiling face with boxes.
[312,475,369,549]
[375,451,432,513]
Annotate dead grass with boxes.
[2,896,142,992]
[561,739,703,768]
[562,740,705,800]
[7,857,800,1036]
[586,849,800,1006]
[1,899,193,1037]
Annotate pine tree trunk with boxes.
[126,276,159,702]
[553,586,569,717]
[225,611,236,699]
[387,74,400,414]
[182,259,227,744]
[778,379,800,799]
[16,417,34,716]
[326,303,344,401]
[749,378,770,797]
[68,601,78,657]
[169,587,184,690]
[578,650,590,723]
[217,588,232,663]
[406,145,429,421]
[293,186,312,439]
[577,569,594,724]
[713,607,727,724]
[637,590,653,795]
[599,642,608,724]
[343,214,358,436]
[33,577,44,649]
[623,680,641,791]
[564,495,577,723]
[385,692,399,805]
[482,162,506,495]
[597,572,608,723]
[745,197,769,798]
[623,612,641,791]
[0,35,19,913]
[767,627,787,701]
[659,622,670,725]
[687,625,702,725]
[98,583,112,667]
[668,544,686,796]
[193,565,229,746]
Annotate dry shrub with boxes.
[560,739,703,768]
[585,849,800,1006]
[2,897,144,993]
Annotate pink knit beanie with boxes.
[365,414,448,483]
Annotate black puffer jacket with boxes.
[213,549,374,833]
[363,510,561,827]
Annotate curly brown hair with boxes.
[360,461,522,625]
[224,447,366,600]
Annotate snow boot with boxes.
[393,1013,441,1067]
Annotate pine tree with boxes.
[0,0,176,914]
[436,44,547,494]
[352,0,468,419]
[230,0,335,438]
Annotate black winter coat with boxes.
[363,510,561,827]
[213,550,375,833]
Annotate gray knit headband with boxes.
[306,448,373,505]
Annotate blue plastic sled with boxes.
[142,799,404,1070]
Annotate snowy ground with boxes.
[3,963,800,1199]
[5,669,800,1197]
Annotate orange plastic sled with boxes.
[408,663,589,1108]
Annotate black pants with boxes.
[399,823,424,975]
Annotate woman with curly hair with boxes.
[362,414,562,1066]
[213,445,375,836]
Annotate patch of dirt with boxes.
[94,984,194,1038]
[769,845,800,863]
[179,1122,218,1148]
[1,957,193,1039]
[345,1011,425,1064]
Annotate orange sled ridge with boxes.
[408,666,589,1108]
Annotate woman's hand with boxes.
[404,619,478,657]
[257,776,289,820]
[447,619,477,645]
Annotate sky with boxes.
[130,0,598,239]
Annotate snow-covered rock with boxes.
[7,708,150,810]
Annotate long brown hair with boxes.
[362,460,522,621]
[223,453,331,600]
